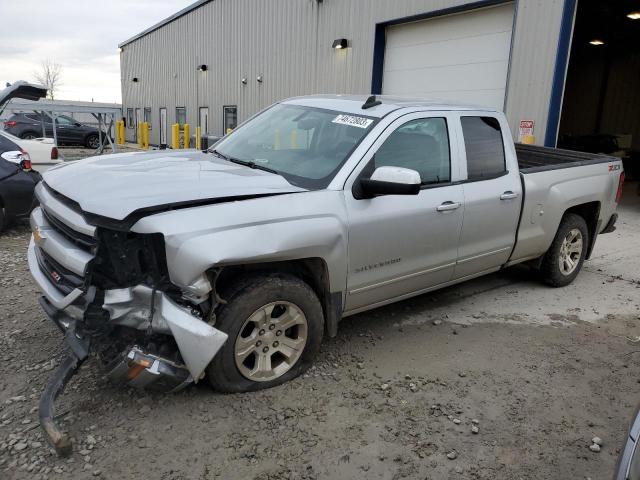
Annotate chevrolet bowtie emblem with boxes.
[33,227,43,245]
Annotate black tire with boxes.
[20,131,38,140]
[85,134,100,149]
[0,206,5,234]
[540,213,589,287]
[207,273,324,393]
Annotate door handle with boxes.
[436,201,461,212]
[500,191,519,200]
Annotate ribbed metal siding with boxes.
[121,0,566,146]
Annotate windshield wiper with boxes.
[210,149,278,175]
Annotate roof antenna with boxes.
[362,95,382,109]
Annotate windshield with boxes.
[210,104,377,189]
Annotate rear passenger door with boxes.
[453,114,522,279]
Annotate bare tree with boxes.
[34,60,62,100]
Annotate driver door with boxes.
[343,113,465,312]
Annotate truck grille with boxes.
[42,208,96,252]
[34,246,84,295]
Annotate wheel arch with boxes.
[564,201,600,259]
[214,258,342,338]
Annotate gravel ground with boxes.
[1,184,640,480]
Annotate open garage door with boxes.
[382,3,515,110]
[557,0,640,180]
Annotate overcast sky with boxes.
[0,0,194,104]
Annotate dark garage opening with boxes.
[558,0,640,179]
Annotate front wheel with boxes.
[540,213,589,287]
[207,274,324,393]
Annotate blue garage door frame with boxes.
[371,0,577,148]
[544,0,577,147]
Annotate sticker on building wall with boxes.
[519,120,535,141]
[332,114,373,129]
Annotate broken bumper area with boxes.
[29,238,228,456]
[106,345,192,392]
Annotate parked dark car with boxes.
[0,134,42,232]
[3,112,106,149]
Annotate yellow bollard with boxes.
[290,129,297,149]
[117,121,124,145]
[183,123,190,149]
[274,129,280,150]
[137,123,143,148]
[142,122,150,149]
[195,126,201,150]
[522,134,536,145]
[171,123,180,149]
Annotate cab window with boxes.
[374,118,451,184]
[460,116,506,179]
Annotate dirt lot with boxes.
[1,185,640,480]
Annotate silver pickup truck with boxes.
[28,95,624,454]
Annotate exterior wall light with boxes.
[132,77,139,82]
[628,12,640,20]
[197,64,208,71]
[241,77,247,85]
[257,75,263,83]
[332,38,348,49]
[589,39,604,46]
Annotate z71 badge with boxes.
[609,164,621,171]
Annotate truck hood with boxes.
[43,149,306,221]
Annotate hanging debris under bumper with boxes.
[39,354,84,458]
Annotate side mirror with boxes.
[358,166,421,199]
[74,122,82,127]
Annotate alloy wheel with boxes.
[558,228,583,275]
[234,301,308,382]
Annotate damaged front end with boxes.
[28,183,227,456]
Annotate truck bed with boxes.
[516,143,616,174]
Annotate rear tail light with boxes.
[19,150,32,171]
[616,171,625,203]
[51,147,58,160]
[3,120,17,128]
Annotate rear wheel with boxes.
[85,134,100,149]
[207,273,324,393]
[540,213,589,287]
[0,206,5,234]
[20,131,38,140]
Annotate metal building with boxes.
[119,0,640,164]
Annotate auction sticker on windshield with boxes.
[332,114,373,129]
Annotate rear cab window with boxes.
[460,116,506,180]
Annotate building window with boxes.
[127,108,134,129]
[176,107,186,127]
[460,116,506,180]
[159,108,167,145]
[223,106,237,134]
[144,107,152,130]
[199,107,209,134]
